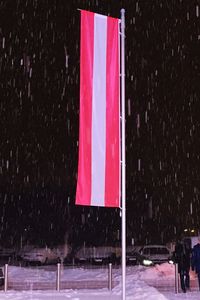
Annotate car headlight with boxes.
[142,259,153,266]
[168,259,174,264]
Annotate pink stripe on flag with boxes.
[105,17,120,207]
[76,10,94,206]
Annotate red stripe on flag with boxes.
[76,11,94,206]
[105,17,120,207]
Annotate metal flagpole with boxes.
[120,8,126,300]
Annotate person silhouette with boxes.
[174,240,191,293]
[192,236,200,290]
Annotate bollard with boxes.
[4,264,8,292]
[108,263,112,291]
[56,263,61,291]
[175,263,179,293]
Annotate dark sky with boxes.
[0,0,200,248]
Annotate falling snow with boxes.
[0,0,200,249]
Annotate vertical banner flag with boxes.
[76,10,120,207]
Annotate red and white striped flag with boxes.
[75,10,120,207]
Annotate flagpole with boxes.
[120,8,126,300]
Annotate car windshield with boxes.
[143,247,169,255]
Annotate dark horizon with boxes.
[0,0,200,248]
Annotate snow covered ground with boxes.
[0,263,199,299]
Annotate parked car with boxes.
[51,244,71,263]
[137,245,173,266]
[126,248,141,265]
[74,246,116,265]
[21,246,61,265]
[16,245,35,261]
[114,246,142,265]
[0,247,15,260]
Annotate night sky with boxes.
[0,0,200,248]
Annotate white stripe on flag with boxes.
[91,14,107,206]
